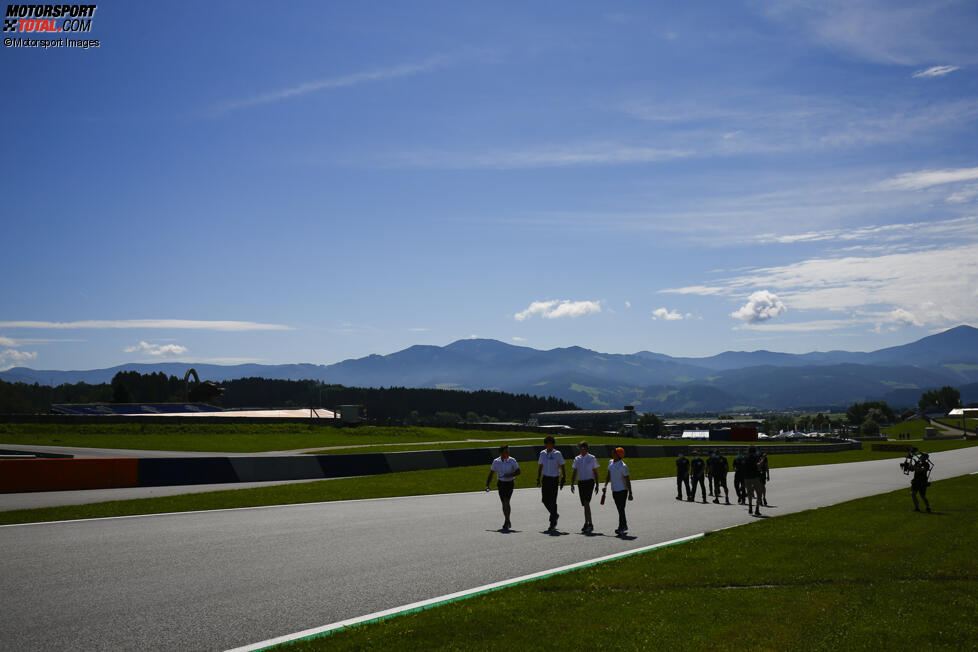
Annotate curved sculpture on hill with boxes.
[184,368,225,403]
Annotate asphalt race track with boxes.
[3,448,977,651]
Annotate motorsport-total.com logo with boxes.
[4,4,96,33]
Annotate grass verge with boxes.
[276,474,978,651]
[0,424,527,452]
[935,417,978,432]
[881,418,931,438]
[1,421,890,454]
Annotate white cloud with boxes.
[667,242,978,329]
[514,300,602,321]
[757,216,978,245]
[946,185,978,204]
[0,336,16,347]
[511,336,527,342]
[887,308,923,327]
[912,65,960,78]
[625,301,632,309]
[0,348,38,371]
[623,95,978,155]
[386,144,691,170]
[212,54,458,115]
[761,1,977,67]
[734,319,855,332]
[652,307,685,321]
[0,320,292,331]
[547,301,602,319]
[731,291,788,323]
[662,284,726,296]
[879,167,978,191]
[515,300,558,321]
[124,341,189,357]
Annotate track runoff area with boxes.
[3,447,975,652]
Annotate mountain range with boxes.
[3,325,978,412]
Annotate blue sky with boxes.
[2,0,977,371]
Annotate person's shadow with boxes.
[542,529,569,536]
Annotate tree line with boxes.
[0,372,579,423]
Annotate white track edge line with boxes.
[224,532,705,652]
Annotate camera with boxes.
[900,448,933,479]
[899,447,919,475]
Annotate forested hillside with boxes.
[0,373,578,423]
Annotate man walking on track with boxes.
[710,450,730,505]
[485,444,520,530]
[602,447,633,537]
[675,451,691,500]
[570,440,600,533]
[689,450,707,503]
[742,445,763,516]
[732,450,746,504]
[536,435,566,532]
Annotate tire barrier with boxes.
[0,441,862,493]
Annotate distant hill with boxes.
[3,325,977,412]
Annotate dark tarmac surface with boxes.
[2,448,976,652]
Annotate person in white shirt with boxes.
[486,445,521,531]
[570,440,600,533]
[602,446,633,536]
[535,435,566,532]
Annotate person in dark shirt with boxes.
[758,452,770,506]
[710,450,730,505]
[706,449,714,497]
[689,450,707,503]
[732,450,746,504]
[675,452,691,501]
[742,445,762,516]
[911,452,932,513]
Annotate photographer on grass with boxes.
[910,452,933,513]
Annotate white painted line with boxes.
[225,532,705,652]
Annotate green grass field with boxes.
[0,423,529,452]
[881,419,931,439]
[1,421,876,454]
[277,474,978,651]
[935,417,978,433]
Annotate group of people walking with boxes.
[676,446,770,515]
[486,436,942,536]
[485,437,633,536]
[485,438,776,536]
